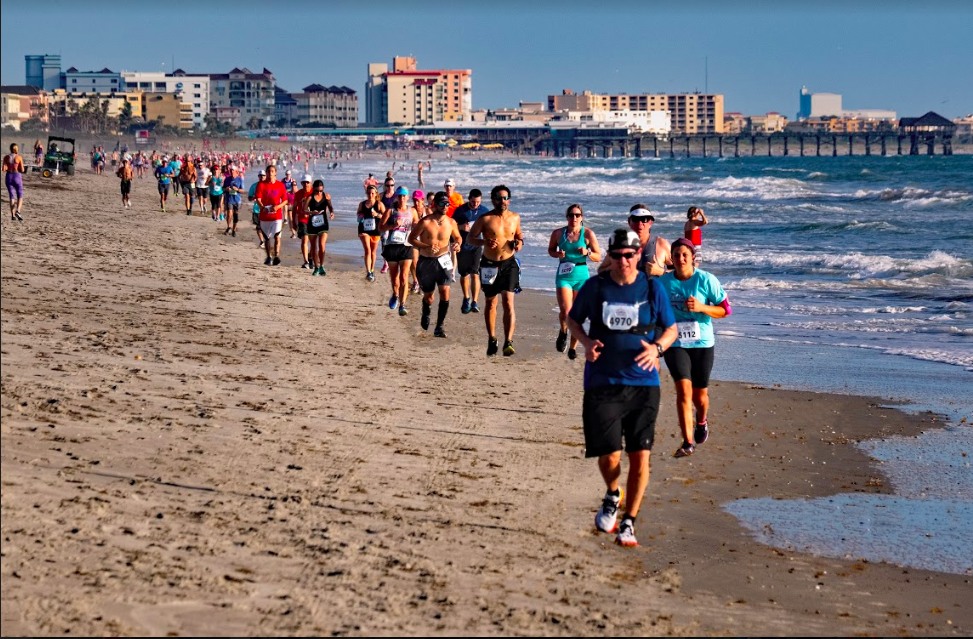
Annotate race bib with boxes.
[558,262,575,276]
[263,205,276,214]
[480,266,498,284]
[438,253,453,270]
[389,229,407,244]
[310,214,325,227]
[362,218,377,231]
[602,303,639,331]
[676,321,701,345]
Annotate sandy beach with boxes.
[1,164,970,636]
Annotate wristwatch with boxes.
[653,342,664,357]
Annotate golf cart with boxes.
[36,136,76,177]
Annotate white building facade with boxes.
[121,71,210,128]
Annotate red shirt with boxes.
[446,192,464,218]
[255,180,287,221]
[293,188,311,223]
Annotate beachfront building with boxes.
[61,68,123,95]
[723,112,747,135]
[550,109,672,134]
[787,116,896,134]
[366,57,472,126]
[120,71,210,129]
[143,93,193,130]
[797,87,896,122]
[24,54,62,92]
[746,112,788,133]
[0,86,50,130]
[208,68,276,128]
[547,90,724,134]
[274,86,298,126]
[291,85,358,128]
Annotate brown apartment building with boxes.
[548,90,724,134]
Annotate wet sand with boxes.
[1,167,970,636]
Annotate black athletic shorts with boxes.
[180,182,194,196]
[480,256,520,298]
[157,182,170,195]
[457,247,484,277]
[582,385,660,458]
[663,346,715,389]
[382,243,413,263]
[120,180,132,196]
[210,193,223,209]
[416,254,450,293]
[296,221,308,238]
[196,186,209,199]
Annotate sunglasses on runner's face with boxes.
[567,213,582,218]
[494,195,510,201]
[610,251,638,260]
[629,217,652,224]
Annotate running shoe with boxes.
[398,306,408,317]
[380,262,389,274]
[673,441,695,458]
[161,206,166,212]
[264,257,272,266]
[487,337,499,356]
[15,213,24,221]
[411,282,421,294]
[694,421,709,446]
[273,257,281,266]
[470,301,480,313]
[388,295,399,310]
[434,326,447,338]
[260,241,266,249]
[503,340,515,357]
[224,228,230,236]
[186,210,192,216]
[568,348,578,360]
[421,310,430,331]
[616,518,638,547]
[320,268,327,277]
[595,489,623,533]
[461,298,471,314]
[366,271,375,282]
[301,262,310,270]
[555,330,568,353]
[231,230,236,237]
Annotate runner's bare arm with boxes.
[548,229,565,259]
[584,228,602,262]
[466,217,486,247]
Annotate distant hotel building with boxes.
[25,54,62,92]
[208,68,277,128]
[366,57,472,126]
[121,71,210,129]
[548,90,724,134]
[797,87,895,121]
[291,85,358,128]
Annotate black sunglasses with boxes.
[610,251,638,260]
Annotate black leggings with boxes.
[663,346,715,389]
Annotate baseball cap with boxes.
[301,173,312,183]
[628,207,654,221]
[444,178,456,187]
[412,189,425,200]
[395,186,410,197]
[258,169,266,176]
[608,229,641,252]
[434,191,450,207]
[285,169,292,175]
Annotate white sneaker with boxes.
[616,518,638,547]
[595,489,622,533]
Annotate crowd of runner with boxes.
[4,145,732,549]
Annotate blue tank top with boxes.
[558,225,587,265]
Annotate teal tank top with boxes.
[558,225,587,264]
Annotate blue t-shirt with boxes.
[224,176,243,204]
[454,203,489,250]
[155,165,173,184]
[569,272,676,388]
[658,269,727,349]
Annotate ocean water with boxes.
[284,152,973,573]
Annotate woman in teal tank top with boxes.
[547,204,602,358]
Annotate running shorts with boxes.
[582,385,660,458]
[120,180,132,196]
[555,262,590,292]
[383,243,413,263]
[210,193,223,210]
[180,182,194,196]
[196,186,209,199]
[663,346,715,389]
[479,256,520,298]
[416,254,451,293]
[457,246,484,277]
[157,182,170,196]
[260,219,283,239]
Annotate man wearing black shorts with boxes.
[467,185,523,356]
[566,229,677,548]
[408,192,461,338]
[453,189,488,314]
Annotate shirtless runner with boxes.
[467,185,523,356]
[407,191,461,338]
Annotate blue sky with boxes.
[2,0,971,120]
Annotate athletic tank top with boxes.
[359,202,381,222]
[307,194,329,213]
[386,208,413,246]
[640,234,666,275]
[3,154,21,172]
[558,225,587,265]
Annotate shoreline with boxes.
[2,168,970,635]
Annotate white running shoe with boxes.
[595,490,622,533]
[616,518,637,547]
